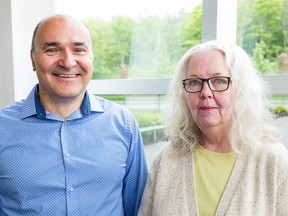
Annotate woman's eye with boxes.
[216,79,224,84]
[190,80,201,86]
[215,78,227,85]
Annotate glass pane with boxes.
[103,94,167,167]
[55,0,202,79]
[103,95,166,144]
[237,0,288,117]
[237,0,288,75]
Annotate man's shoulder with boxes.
[0,100,27,131]
[0,100,25,117]
[92,95,131,113]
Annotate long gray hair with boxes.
[164,40,277,153]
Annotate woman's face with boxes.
[185,50,233,132]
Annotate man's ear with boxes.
[30,51,36,71]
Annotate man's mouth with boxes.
[56,74,78,78]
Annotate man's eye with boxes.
[45,48,60,54]
[75,48,87,53]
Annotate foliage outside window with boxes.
[237,0,288,74]
[84,0,288,78]
[83,4,202,79]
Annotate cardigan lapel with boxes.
[190,151,200,215]
[215,153,247,215]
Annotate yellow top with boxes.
[194,144,237,216]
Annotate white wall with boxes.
[0,0,14,108]
[0,0,55,108]
[202,0,237,43]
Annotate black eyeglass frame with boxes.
[182,76,232,93]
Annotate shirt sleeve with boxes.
[122,112,148,216]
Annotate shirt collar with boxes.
[21,84,104,119]
[34,85,46,118]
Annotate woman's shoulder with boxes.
[263,142,288,184]
[244,142,288,177]
[262,142,288,160]
[155,141,191,159]
[244,141,288,160]
[150,141,194,172]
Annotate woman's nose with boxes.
[199,81,213,98]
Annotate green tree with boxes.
[252,41,277,74]
[182,3,202,52]
[84,18,112,78]
[128,16,165,78]
[83,3,202,79]
[129,11,199,78]
[108,16,134,78]
[237,0,257,53]
[280,0,288,48]
[238,0,288,74]
[84,17,134,79]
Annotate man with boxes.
[0,14,148,215]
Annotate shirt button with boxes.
[67,153,71,157]
[70,187,74,192]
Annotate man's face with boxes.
[31,16,94,103]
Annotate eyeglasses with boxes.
[182,76,232,93]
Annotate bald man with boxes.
[0,14,148,215]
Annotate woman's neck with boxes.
[199,129,232,153]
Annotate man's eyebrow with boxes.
[41,42,60,50]
[73,42,88,48]
[41,41,89,50]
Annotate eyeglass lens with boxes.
[183,77,230,93]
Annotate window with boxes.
[55,0,202,165]
[55,0,202,79]
[237,0,288,75]
[237,0,288,117]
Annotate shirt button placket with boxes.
[61,120,77,214]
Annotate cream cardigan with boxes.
[138,142,288,216]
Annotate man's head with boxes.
[30,14,94,103]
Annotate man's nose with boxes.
[58,50,77,68]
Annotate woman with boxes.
[138,40,288,215]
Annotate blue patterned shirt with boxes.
[0,85,148,216]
